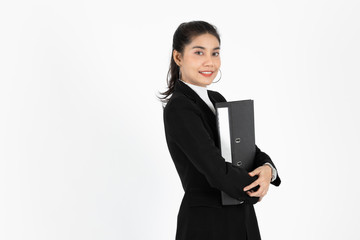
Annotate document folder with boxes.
[215,100,257,205]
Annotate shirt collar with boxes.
[179,79,208,98]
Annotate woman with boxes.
[158,21,281,240]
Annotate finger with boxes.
[246,190,259,197]
[247,184,268,197]
[248,191,261,197]
[258,182,269,194]
[248,167,261,177]
[243,181,259,191]
[251,188,267,197]
[247,188,263,197]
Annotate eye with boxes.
[213,52,220,57]
[195,51,204,55]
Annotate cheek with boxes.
[215,58,221,67]
[184,55,201,67]
[184,64,200,74]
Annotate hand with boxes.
[243,165,272,202]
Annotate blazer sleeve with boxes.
[164,96,259,204]
[214,91,281,187]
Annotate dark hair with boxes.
[157,21,221,105]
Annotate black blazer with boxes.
[163,79,281,240]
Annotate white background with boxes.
[1,1,359,239]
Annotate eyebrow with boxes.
[192,46,221,50]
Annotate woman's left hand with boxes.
[243,165,272,202]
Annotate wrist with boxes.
[263,162,276,182]
[264,164,272,179]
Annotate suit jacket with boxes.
[163,79,281,240]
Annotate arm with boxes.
[243,147,281,202]
[164,96,259,204]
[213,91,280,184]
[214,92,281,197]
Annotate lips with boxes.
[199,71,214,77]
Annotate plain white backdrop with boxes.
[1,1,359,239]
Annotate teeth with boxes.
[201,72,212,74]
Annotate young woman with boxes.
[158,21,281,240]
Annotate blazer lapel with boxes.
[174,80,219,142]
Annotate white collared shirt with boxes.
[180,80,216,115]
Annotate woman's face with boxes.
[174,33,221,87]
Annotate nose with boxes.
[203,54,214,67]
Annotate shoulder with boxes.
[208,89,227,102]
[163,93,200,116]
[163,94,203,130]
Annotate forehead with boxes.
[186,33,220,49]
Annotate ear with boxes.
[173,49,182,67]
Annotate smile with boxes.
[199,71,214,77]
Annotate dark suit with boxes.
[163,79,281,240]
